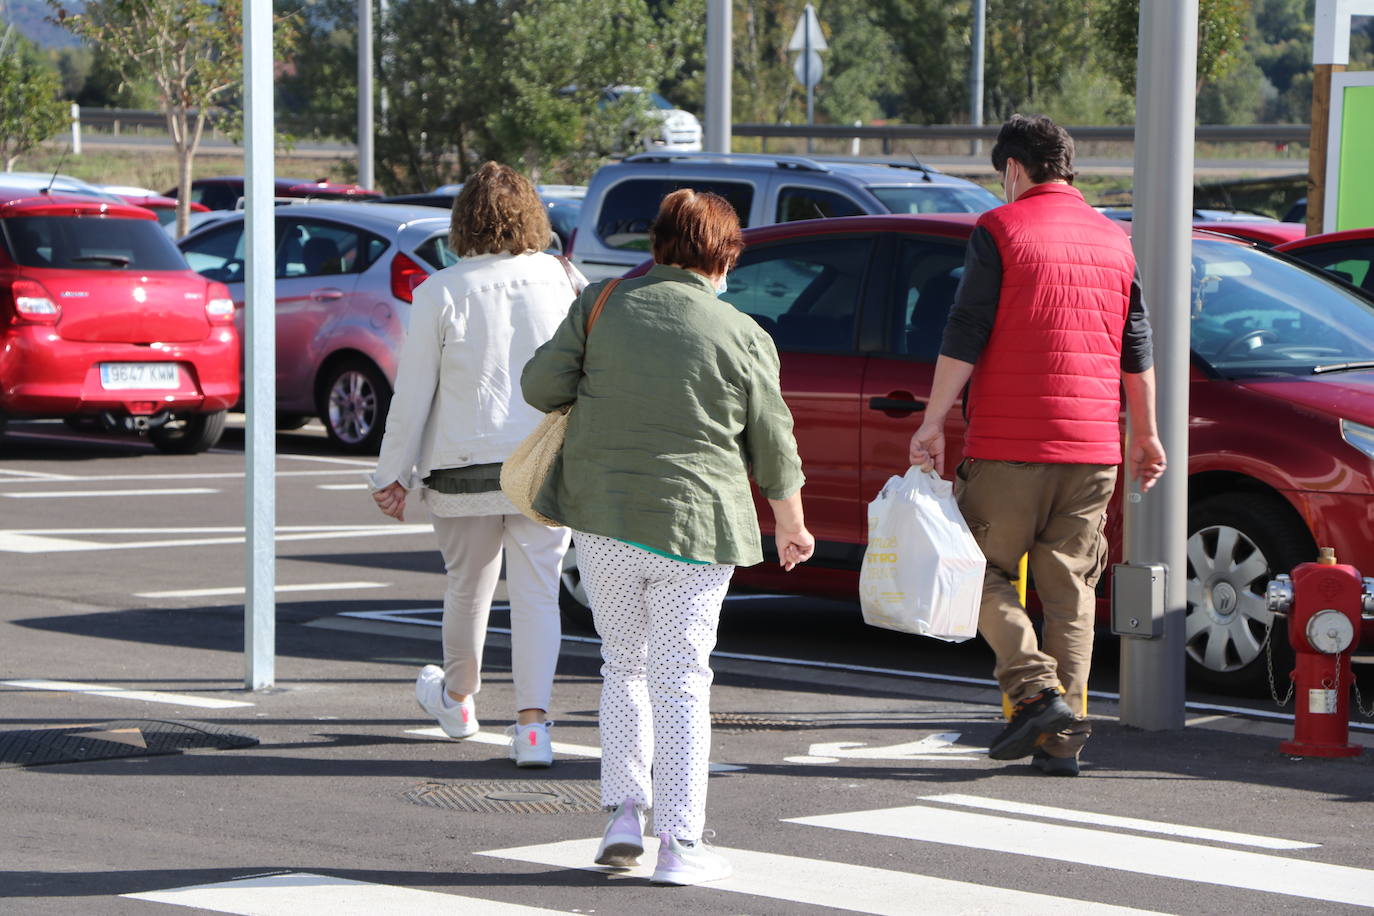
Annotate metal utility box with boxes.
[1111,563,1166,639]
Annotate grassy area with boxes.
[12,147,356,193]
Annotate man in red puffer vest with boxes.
[909,115,1167,776]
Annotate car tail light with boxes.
[205,281,236,324]
[564,228,577,258]
[8,278,60,325]
[390,252,429,303]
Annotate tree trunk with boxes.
[176,142,193,239]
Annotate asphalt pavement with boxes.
[3,417,1373,915]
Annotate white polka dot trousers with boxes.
[574,532,734,842]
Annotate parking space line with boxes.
[0,523,432,553]
[3,678,254,709]
[123,872,571,914]
[136,581,388,599]
[276,453,379,467]
[0,468,74,481]
[317,483,370,490]
[480,837,1162,915]
[3,488,218,499]
[788,805,1374,908]
[0,469,366,485]
[919,794,1319,850]
[406,727,604,758]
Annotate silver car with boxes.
[177,202,456,452]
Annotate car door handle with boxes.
[869,395,926,413]
[310,287,345,301]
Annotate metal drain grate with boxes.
[405,780,603,814]
[0,719,258,768]
[710,712,817,733]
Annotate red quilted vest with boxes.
[964,183,1135,464]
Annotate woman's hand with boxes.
[372,482,407,521]
[774,522,815,572]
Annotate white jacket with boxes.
[370,251,583,490]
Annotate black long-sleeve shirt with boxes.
[940,226,1154,373]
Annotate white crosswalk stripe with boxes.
[788,803,1374,909]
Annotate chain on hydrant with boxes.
[1265,547,1373,758]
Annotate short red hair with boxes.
[649,189,744,277]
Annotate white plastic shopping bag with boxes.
[858,466,986,642]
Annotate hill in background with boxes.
[1,0,83,48]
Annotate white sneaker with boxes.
[415,665,478,738]
[650,831,732,886]
[506,721,554,768]
[594,800,646,867]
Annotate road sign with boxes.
[788,3,827,52]
[793,50,823,88]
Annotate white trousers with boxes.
[430,514,571,714]
[574,532,734,841]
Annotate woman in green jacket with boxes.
[522,189,813,886]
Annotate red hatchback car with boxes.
[1274,227,1374,298]
[0,190,240,453]
[565,213,1374,693]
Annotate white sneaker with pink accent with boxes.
[414,664,479,739]
[507,721,554,768]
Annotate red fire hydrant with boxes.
[1266,547,1371,758]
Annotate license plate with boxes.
[99,362,179,390]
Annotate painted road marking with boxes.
[0,523,433,553]
[785,733,983,763]
[920,794,1319,850]
[480,837,1163,915]
[3,679,253,709]
[123,872,571,914]
[317,483,370,490]
[0,469,368,485]
[0,468,71,480]
[3,488,218,499]
[788,805,1374,908]
[404,727,745,772]
[136,581,388,599]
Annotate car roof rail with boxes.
[811,154,938,181]
[620,151,830,173]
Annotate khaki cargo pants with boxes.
[954,458,1116,758]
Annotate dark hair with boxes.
[990,114,1076,184]
[649,189,744,277]
[449,161,551,256]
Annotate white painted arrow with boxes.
[785,732,984,764]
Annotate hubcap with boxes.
[1185,523,1274,673]
[327,370,376,445]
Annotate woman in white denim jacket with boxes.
[370,162,583,767]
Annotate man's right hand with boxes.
[909,421,945,476]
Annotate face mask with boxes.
[716,275,728,295]
[1002,165,1015,203]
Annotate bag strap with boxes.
[585,278,620,336]
[556,255,586,295]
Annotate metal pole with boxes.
[358,0,375,189]
[378,0,389,123]
[1120,0,1194,730]
[970,0,985,156]
[704,0,731,153]
[804,9,813,154]
[70,103,81,156]
[243,0,276,690]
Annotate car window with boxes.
[891,238,967,360]
[720,235,871,353]
[868,185,1002,214]
[413,232,461,271]
[191,182,241,211]
[596,179,753,251]
[1189,239,1374,377]
[1287,244,1372,291]
[775,186,864,223]
[276,218,383,278]
[179,222,246,283]
[2,215,189,272]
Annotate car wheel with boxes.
[558,546,595,632]
[149,410,228,454]
[318,359,390,454]
[1185,493,1312,694]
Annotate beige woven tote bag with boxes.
[501,279,620,526]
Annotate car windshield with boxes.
[1189,238,1374,379]
[868,185,1002,214]
[2,215,188,271]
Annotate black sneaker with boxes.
[987,687,1076,760]
[1031,750,1080,777]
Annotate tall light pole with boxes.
[705,0,731,153]
[1119,0,1196,730]
[970,0,985,156]
[358,0,375,189]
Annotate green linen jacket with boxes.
[520,264,805,566]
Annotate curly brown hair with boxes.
[649,189,744,277]
[449,161,551,256]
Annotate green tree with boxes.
[816,0,901,127]
[982,0,1096,119]
[51,0,295,235]
[0,29,68,171]
[869,0,966,124]
[1097,0,1249,100]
